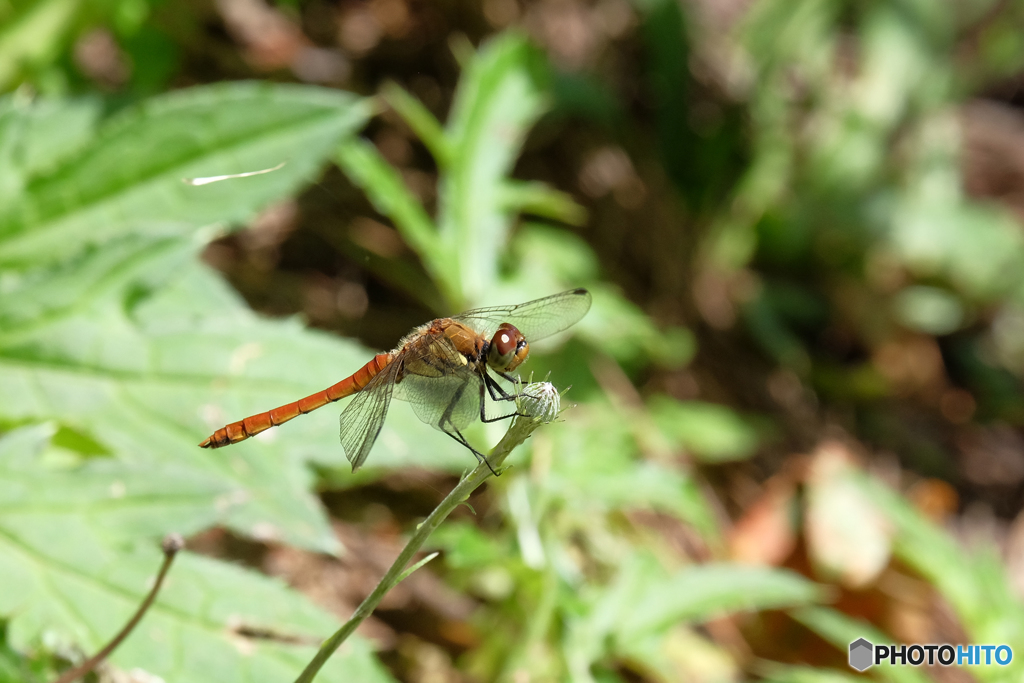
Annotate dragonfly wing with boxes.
[452,288,591,342]
[339,359,401,471]
[395,371,482,433]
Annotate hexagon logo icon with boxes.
[849,638,874,671]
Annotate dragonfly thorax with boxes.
[486,323,529,372]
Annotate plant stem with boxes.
[52,534,184,683]
[293,383,559,683]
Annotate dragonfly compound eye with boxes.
[488,323,528,371]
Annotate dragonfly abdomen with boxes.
[199,352,393,448]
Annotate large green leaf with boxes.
[0,83,470,553]
[0,94,102,207]
[0,235,462,552]
[0,426,394,683]
[0,82,465,682]
[0,81,372,267]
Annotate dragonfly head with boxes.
[487,323,529,372]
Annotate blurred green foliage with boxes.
[719,0,1024,417]
[3,0,1024,682]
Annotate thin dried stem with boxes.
[52,533,185,683]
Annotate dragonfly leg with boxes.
[485,370,541,411]
[437,380,500,476]
[495,370,548,402]
[442,427,499,476]
[479,375,527,423]
[483,372,518,402]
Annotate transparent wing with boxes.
[339,359,402,471]
[394,372,483,433]
[452,288,592,342]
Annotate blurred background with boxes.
[5,0,1024,681]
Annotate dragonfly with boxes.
[200,288,591,472]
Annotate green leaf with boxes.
[0,424,228,544]
[565,557,822,677]
[614,627,738,683]
[0,82,372,268]
[504,225,696,368]
[0,426,394,683]
[426,520,509,570]
[0,616,62,683]
[498,181,587,226]
[395,551,440,584]
[579,285,696,369]
[343,35,589,313]
[507,223,601,295]
[0,235,462,552]
[0,94,102,206]
[615,564,826,639]
[437,31,552,304]
[381,81,452,167]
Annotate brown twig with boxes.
[52,533,185,683]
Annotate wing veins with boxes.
[452,288,591,342]
[339,358,401,471]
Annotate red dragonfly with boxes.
[200,288,591,471]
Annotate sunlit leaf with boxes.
[0,236,462,552]
[498,181,587,226]
[892,285,964,334]
[0,94,101,205]
[0,426,395,683]
[0,82,372,267]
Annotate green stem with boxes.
[293,388,557,683]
